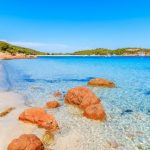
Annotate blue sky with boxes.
[0,0,150,52]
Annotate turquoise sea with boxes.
[0,56,150,149]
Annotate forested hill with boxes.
[72,48,150,56]
[1,41,150,56]
[0,41,47,55]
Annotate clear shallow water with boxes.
[1,56,150,149]
[2,56,150,112]
[0,61,11,91]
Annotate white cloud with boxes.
[0,40,71,53]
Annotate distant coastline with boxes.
[1,40,150,60]
[50,48,150,56]
[37,54,150,57]
[1,54,150,60]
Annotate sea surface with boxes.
[0,56,150,149]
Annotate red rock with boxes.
[53,91,62,98]
[19,107,58,131]
[83,103,106,120]
[46,101,60,108]
[107,140,122,148]
[88,78,115,88]
[7,134,43,150]
[65,86,100,109]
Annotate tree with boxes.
[0,42,9,51]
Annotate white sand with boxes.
[0,91,44,150]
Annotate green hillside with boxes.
[0,41,47,55]
[73,48,150,56]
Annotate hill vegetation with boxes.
[0,41,47,55]
[72,48,150,56]
[1,41,150,56]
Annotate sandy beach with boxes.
[0,52,36,60]
[0,91,39,150]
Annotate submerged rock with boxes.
[65,86,100,109]
[87,78,115,88]
[83,104,106,120]
[46,101,60,109]
[42,130,54,146]
[144,90,150,95]
[0,107,15,117]
[107,140,120,149]
[147,110,150,115]
[7,134,43,150]
[121,109,133,115]
[53,91,62,98]
[19,107,59,131]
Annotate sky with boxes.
[0,0,150,52]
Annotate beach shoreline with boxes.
[0,54,150,60]
[0,52,37,60]
[37,54,150,57]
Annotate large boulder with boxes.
[83,104,106,120]
[88,78,115,88]
[19,107,58,131]
[65,86,100,109]
[7,134,43,150]
[46,101,60,109]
